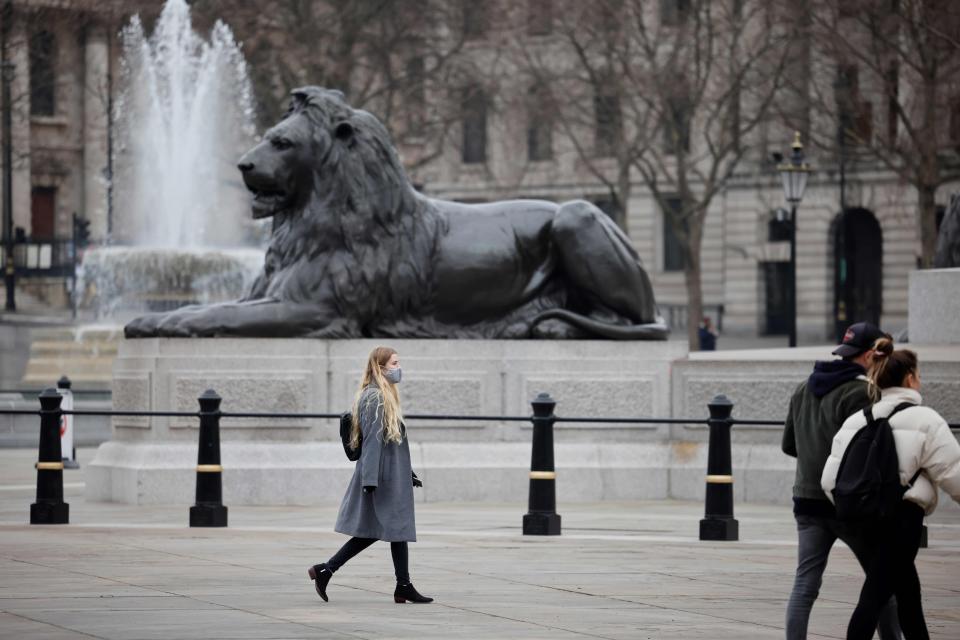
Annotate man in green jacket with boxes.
[782,322,901,640]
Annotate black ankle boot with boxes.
[307,563,332,602]
[394,582,433,603]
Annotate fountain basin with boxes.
[78,246,264,319]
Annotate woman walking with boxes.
[821,338,960,639]
[308,346,432,604]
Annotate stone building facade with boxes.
[0,1,136,244]
[2,1,953,340]
[0,1,144,306]
[404,1,956,343]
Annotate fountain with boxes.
[77,0,263,319]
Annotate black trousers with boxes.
[326,537,410,584]
[847,501,928,640]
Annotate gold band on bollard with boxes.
[196,464,223,473]
[35,461,64,470]
[706,474,734,484]
[529,471,557,480]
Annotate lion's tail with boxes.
[532,309,670,340]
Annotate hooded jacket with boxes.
[782,359,872,514]
[821,387,960,515]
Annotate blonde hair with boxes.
[350,346,403,448]
[866,337,918,401]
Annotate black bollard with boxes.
[189,389,227,527]
[523,392,561,535]
[31,388,69,524]
[699,394,739,541]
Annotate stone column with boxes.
[82,22,109,241]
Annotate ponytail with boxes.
[866,337,918,401]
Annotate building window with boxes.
[768,209,792,242]
[405,56,426,131]
[885,63,898,145]
[462,86,487,164]
[662,196,687,272]
[30,187,56,239]
[462,2,488,40]
[29,30,56,116]
[527,83,553,161]
[726,79,741,152]
[762,262,790,335]
[594,86,621,157]
[836,64,872,146]
[732,0,744,20]
[950,97,960,151]
[596,0,623,34]
[663,92,691,154]
[527,0,553,35]
[661,0,691,26]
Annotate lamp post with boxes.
[777,132,810,348]
[2,1,15,312]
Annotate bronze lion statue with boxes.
[125,87,667,339]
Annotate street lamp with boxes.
[777,132,810,348]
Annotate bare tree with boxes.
[801,0,960,268]
[510,0,792,348]
[191,0,474,171]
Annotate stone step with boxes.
[20,325,123,390]
[29,340,120,355]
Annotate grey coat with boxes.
[334,385,416,542]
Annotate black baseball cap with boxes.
[832,321,889,358]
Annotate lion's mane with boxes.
[252,88,445,328]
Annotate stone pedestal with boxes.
[87,338,687,505]
[84,337,960,512]
[909,268,960,344]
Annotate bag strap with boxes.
[887,402,915,420]
[907,468,923,487]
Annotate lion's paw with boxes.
[159,310,230,337]
[531,318,582,339]
[124,312,168,338]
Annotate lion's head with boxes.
[237,86,419,227]
[237,87,439,314]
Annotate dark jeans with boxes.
[326,537,410,584]
[786,514,901,640]
[848,502,927,640]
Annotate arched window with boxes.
[30,30,57,116]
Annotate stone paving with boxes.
[1,448,959,639]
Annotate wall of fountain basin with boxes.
[77,246,264,319]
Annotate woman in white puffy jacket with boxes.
[821,338,960,640]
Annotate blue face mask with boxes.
[384,366,402,384]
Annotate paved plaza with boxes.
[0,448,958,640]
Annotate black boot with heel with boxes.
[307,563,332,602]
[394,582,433,603]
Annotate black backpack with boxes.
[340,411,361,461]
[832,402,921,521]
